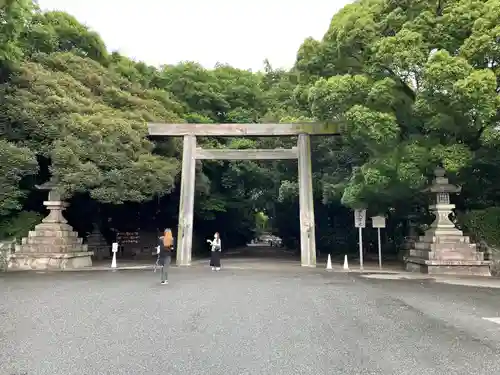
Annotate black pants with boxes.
[210,251,221,267]
[160,255,171,282]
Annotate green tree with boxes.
[0,52,181,203]
[0,0,34,64]
[0,139,38,215]
[21,11,109,64]
[297,0,500,215]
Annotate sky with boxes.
[36,0,351,71]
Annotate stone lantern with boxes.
[86,223,109,261]
[8,180,93,270]
[404,167,490,276]
[398,210,420,261]
[424,167,462,238]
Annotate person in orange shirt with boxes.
[158,229,174,284]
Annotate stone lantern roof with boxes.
[35,179,61,201]
[426,167,461,195]
[35,179,57,191]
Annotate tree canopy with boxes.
[298,0,500,214]
[1,0,499,254]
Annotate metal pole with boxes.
[377,227,382,269]
[156,194,160,239]
[358,227,364,271]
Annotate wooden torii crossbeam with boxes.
[148,123,339,268]
[148,122,339,136]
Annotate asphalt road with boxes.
[1,265,500,375]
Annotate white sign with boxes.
[354,209,366,228]
[372,215,386,228]
[111,242,118,269]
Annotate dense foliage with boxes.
[1,0,499,255]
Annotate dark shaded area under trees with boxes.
[1,0,500,258]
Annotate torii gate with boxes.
[148,123,339,267]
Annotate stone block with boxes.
[418,235,470,243]
[34,223,74,233]
[8,251,93,271]
[409,249,484,261]
[414,241,476,252]
[1,240,15,272]
[491,260,500,277]
[22,236,83,246]
[15,243,87,253]
[486,248,500,276]
[30,229,77,238]
[404,257,491,276]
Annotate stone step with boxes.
[411,246,479,255]
[418,235,470,243]
[15,243,88,253]
[22,236,83,245]
[28,230,78,238]
[8,251,93,270]
[409,249,484,261]
[405,256,490,266]
[405,257,491,276]
[34,222,74,230]
[414,242,477,251]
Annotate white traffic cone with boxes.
[343,254,349,271]
[326,254,333,270]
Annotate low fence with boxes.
[0,240,15,272]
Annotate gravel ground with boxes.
[1,265,500,375]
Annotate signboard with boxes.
[372,215,386,229]
[116,231,140,244]
[354,209,366,228]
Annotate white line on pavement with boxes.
[482,317,500,324]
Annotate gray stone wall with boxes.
[479,241,500,276]
[491,260,500,276]
[487,251,500,277]
[0,240,15,271]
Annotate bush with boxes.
[0,211,43,241]
[459,208,500,249]
[459,208,500,276]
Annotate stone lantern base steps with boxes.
[8,222,93,271]
[403,168,492,277]
[404,233,491,276]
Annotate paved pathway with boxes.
[1,265,500,375]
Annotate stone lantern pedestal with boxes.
[404,168,490,276]
[398,213,419,261]
[86,224,109,260]
[8,182,93,271]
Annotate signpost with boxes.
[372,215,386,269]
[354,209,366,271]
[111,242,118,269]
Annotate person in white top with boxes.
[207,232,222,271]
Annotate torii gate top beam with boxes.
[147,123,339,137]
